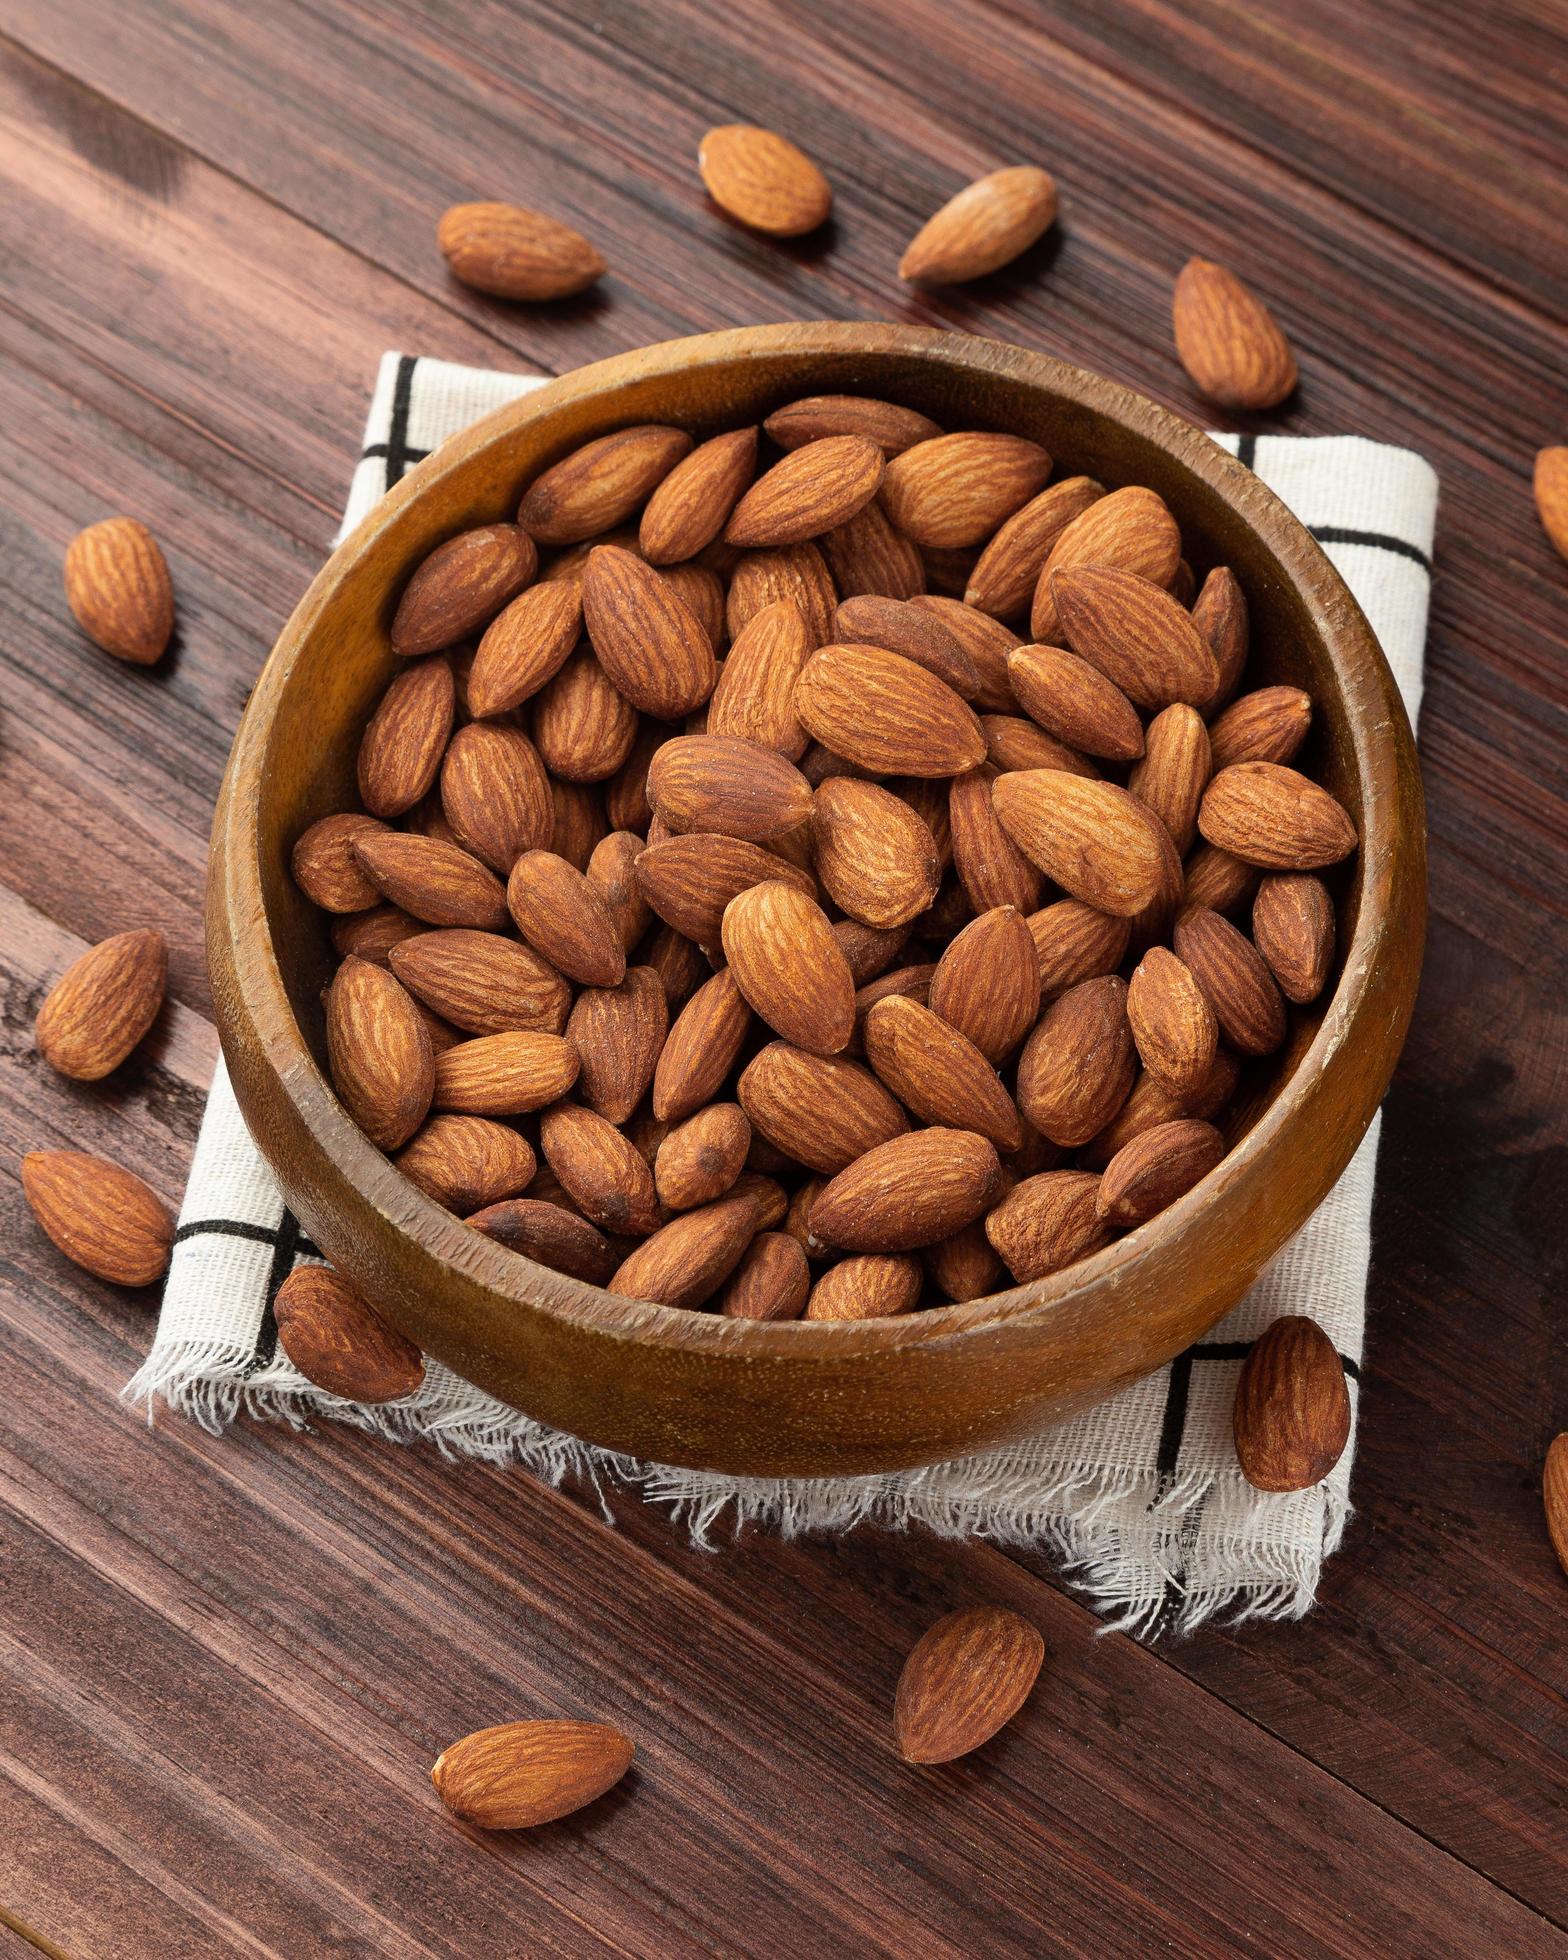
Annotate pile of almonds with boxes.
[294,392,1363,1343]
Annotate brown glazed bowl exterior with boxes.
[207,322,1424,1477]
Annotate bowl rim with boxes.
[211,319,1423,1366]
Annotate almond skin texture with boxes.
[1031,486,1182,644]
[634,833,814,945]
[929,906,1041,1064]
[795,644,985,778]
[566,967,668,1124]
[326,957,434,1150]
[1007,644,1145,761]
[1199,762,1358,870]
[391,525,536,658]
[333,904,424,967]
[22,1150,174,1287]
[926,1219,1006,1303]
[965,477,1105,619]
[355,832,509,931]
[506,850,627,987]
[1252,873,1336,1004]
[532,649,637,784]
[639,426,759,564]
[820,509,926,606]
[812,777,941,929]
[893,1606,1045,1764]
[1233,1316,1351,1492]
[63,516,174,664]
[738,1042,910,1174]
[274,1265,425,1402]
[726,542,837,648]
[1097,1118,1225,1227]
[652,969,752,1123]
[766,395,943,457]
[992,770,1170,917]
[581,544,716,718]
[647,734,814,843]
[724,436,885,549]
[293,814,389,913]
[468,1198,620,1284]
[1192,565,1250,711]
[1173,258,1298,411]
[1080,1051,1239,1171]
[1127,946,1219,1099]
[1051,566,1219,710]
[880,434,1053,550]
[394,1114,537,1213]
[810,1128,1002,1252]
[832,598,978,697]
[1017,975,1136,1148]
[948,770,1043,914]
[986,1171,1109,1282]
[1174,906,1287,1056]
[358,655,455,818]
[518,428,693,546]
[389,930,569,1037]
[1128,703,1211,854]
[432,1721,633,1831]
[911,597,1020,712]
[36,929,167,1081]
[437,202,605,300]
[864,996,1023,1151]
[1535,447,1568,561]
[718,1230,811,1320]
[721,881,856,1056]
[899,166,1058,284]
[1208,687,1313,770]
[469,579,582,716]
[441,722,554,870]
[707,598,814,757]
[433,1031,580,1116]
[1542,1434,1568,1580]
[804,1253,923,1321]
[1026,899,1131,999]
[608,1188,762,1306]
[1183,842,1260,918]
[587,830,654,950]
[548,779,609,871]
[699,123,832,235]
[539,1102,662,1237]
[654,1102,752,1211]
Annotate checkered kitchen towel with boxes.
[130,354,1438,1636]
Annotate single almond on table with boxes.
[1208,686,1312,770]
[1173,906,1287,1056]
[1192,565,1250,711]
[893,1605,1044,1763]
[354,831,508,930]
[1128,703,1210,855]
[518,428,693,546]
[717,1230,811,1320]
[647,734,814,842]
[726,540,838,648]
[1096,1118,1225,1227]
[809,1128,1002,1252]
[1016,975,1136,1148]
[638,426,759,564]
[1252,873,1335,1004]
[1051,565,1219,710]
[1198,762,1358,870]
[35,929,167,1081]
[389,930,569,1037]
[395,1114,537,1213]
[863,995,1024,1151]
[1534,447,1568,561]
[804,1253,923,1321]
[274,1264,424,1401]
[437,202,605,300]
[1030,485,1182,644]
[654,1102,752,1211]
[1007,643,1145,761]
[812,776,941,929]
[929,906,1041,1064]
[765,394,942,457]
[608,1187,763,1306]
[965,476,1105,619]
[358,655,456,818]
[948,769,1043,915]
[880,433,1053,549]
[506,849,626,986]
[1025,899,1131,1000]
[724,436,885,549]
[1173,258,1298,411]
[64,516,175,665]
[293,814,390,913]
[1543,1434,1568,1581]
[326,957,434,1150]
[432,1720,633,1830]
[899,166,1058,285]
[468,579,582,716]
[795,643,986,777]
[581,545,716,719]
[992,770,1170,917]
[634,832,814,944]
[738,1042,910,1174]
[832,597,979,698]
[539,1102,662,1237]
[698,124,832,236]
[566,967,668,1124]
[1127,946,1219,1099]
[985,1170,1108,1282]
[721,880,856,1056]
[22,1149,174,1287]
[467,1197,619,1284]
[391,525,537,658]
[1233,1315,1351,1491]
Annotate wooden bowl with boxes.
[208,322,1424,1478]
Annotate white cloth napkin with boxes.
[129,353,1438,1637]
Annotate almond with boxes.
[1025,899,1130,999]
[1030,486,1182,644]
[965,477,1105,619]
[706,598,814,757]
[929,906,1040,1064]
[1173,906,1286,1056]
[646,969,748,1123]
[1233,1316,1351,1492]
[21,1149,174,1287]
[638,426,759,564]
[991,771,1170,917]
[1183,842,1260,917]
[587,829,655,949]
[833,918,915,986]
[326,957,435,1150]
[654,1102,751,1210]
[35,929,167,1081]
[1173,258,1297,411]
[721,880,855,1055]
[1051,565,1219,710]
[926,1219,1006,1302]
[646,734,813,842]
[985,1171,1108,1281]
[893,777,953,864]
[1542,1434,1568,1580]
[737,1042,909,1173]
[333,904,424,966]
[849,964,936,1053]
[389,930,569,1037]
[354,831,509,930]
[1097,1118,1224,1227]
[274,1264,425,1401]
[811,777,941,928]
[1016,975,1135,1147]
[605,721,664,833]
[63,516,174,664]
[893,1605,1044,1763]
[981,714,1097,779]
[357,656,455,818]
[1007,644,1145,760]
[467,1197,619,1284]
[900,165,1057,284]
[1192,565,1250,711]
[832,597,978,697]
[1252,874,1335,1004]
[1199,762,1357,869]
[437,722,553,871]
[1128,703,1210,853]
[796,644,985,778]
[1208,687,1312,769]
[698,123,832,236]
[947,767,1044,915]
[539,1102,662,1236]
[725,437,885,549]
[639,921,707,1011]
[293,814,390,913]
[910,597,1020,711]
[518,428,693,546]
[1080,1050,1239,1170]
[717,1230,811,1320]
[391,525,536,658]
[864,995,1023,1150]
[635,832,814,945]
[436,202,605,300]
[580,544,716,718]
[1126,946,1219,1098]
[804,1253,922,1320]
[819,501,925,603]
[1534,447,1568,562]
[394,1114,537,1213]
[726,541,837,648]
[608,1187,762,1306]
[432,1721,633,1831]
[810,1128,1002,1252]
[548,779,609,870]
[531,649,637,783]
[433,1030,580,1116]
[784,1175,831,1257]
[764,395,943,457]
[468,580,583,716]
[566,967,668,1124]
[879,433,1053,549]
[506,849,626,986]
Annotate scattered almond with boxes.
[274,1264,425,1401]
[432,1720,633,1830]
[21,1149,174,1287]
[1233,1315,1351,1491]
[893,1605,1044,1763]
[1173,258,1297,411]
[35,929,167,1081]
[63,516,175,665]
[437,202,605,300]
[899,167,1058,285]
[698,124,832,236]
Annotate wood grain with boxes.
[0,1,1565,1952]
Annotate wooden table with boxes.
[1,3,1564,1952]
